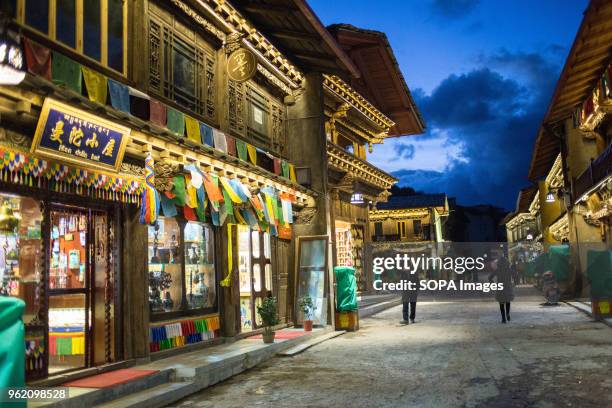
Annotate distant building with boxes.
[369,194,449,242]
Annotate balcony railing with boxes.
[574,143,612,201]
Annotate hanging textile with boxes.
[220,224,233,287]
[273,158,281,175]
[219,177,242,204]
[171,175,186,207]
[236,139,248,161]
[167,107,185,136]
[246,144,257,165]
[281,199,293,224]
[200,123,214,147]
[203,173,223,209]
[23,37,51,80]
[108,79,130,113]
[51,52,82,93]
[160,194,178,217]
[185,116,201,144]
[0,147,143,204]
[213,129,228,152]
[149,98,167,127]
[82,66,108,104]
[225,135,237,156]
[289,164,297,183]
[139,154,160,225]
[281,160,290,178]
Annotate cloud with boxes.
[430,0,480,19]
[394,142,416,160]
[390,50,561,209]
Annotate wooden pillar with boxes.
[121,205,149,360]
[286,72,334,324]
[219,224,240,337]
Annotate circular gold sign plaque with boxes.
[227,48,257,82]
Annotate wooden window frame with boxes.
[148,13,217,124]
[148,218,220,322]
[16,0,128,75]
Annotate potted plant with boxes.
[257,296,279,343]
[298,295,316,331]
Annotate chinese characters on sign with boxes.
[32,98,130,171]
[227,48,257,83]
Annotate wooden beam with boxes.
[241,4,297,15]
[270,28,320,41]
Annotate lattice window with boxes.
[271,102,287,156]
[148,15,216,122]
[228,80,246,137]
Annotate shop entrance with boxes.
[238,225,272,332]
[47,205,116,374]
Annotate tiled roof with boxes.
[377,194,447,210]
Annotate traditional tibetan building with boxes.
[369,194,449,243]
[0,0,370,383]
[525,0,612,297]
[323,24,425,292]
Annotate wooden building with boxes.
[525,0,612,297]
[0,0,374,383]
[369,194,449,244]
[323,24,425,292]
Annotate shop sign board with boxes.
[32,98,130,171]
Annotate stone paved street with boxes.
[169,287,612,408]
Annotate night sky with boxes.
[310,0,588,210]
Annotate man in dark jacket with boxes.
[401,269,419,324]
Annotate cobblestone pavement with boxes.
[169,286,612,408]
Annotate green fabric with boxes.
[171,175,186,207]
[167,107,185,136]
[222,189,233,217]
[52,52,82,93]
[236,139,248,161]
[334,266,358,312]
[0,297,25,407]
[587,250,612,299]
[549,245,570,281]
[281,160,290,178]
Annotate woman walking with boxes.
[489,254,515,323]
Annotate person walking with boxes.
[400,269,419,325]
[488,254,515,323]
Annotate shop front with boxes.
[0,98,142,381]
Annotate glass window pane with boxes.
[254,296,262,326]
[0,0,17,18]
[25,0,49,34]
[49,211,87,290]
[148,218,182,314]
[263,232,270,259]
[107,0,124,72]
[48,293,86,373]
[253,263,261,292]
[184,222,216,310]
[0,195,42,323]
[264,264,272,292]
[251,231,259,258]
[238,226,251,294]
[56,0,76,48]
[83,0,101,61]
[171,38,196,109]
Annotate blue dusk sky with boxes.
[309,0,588,210]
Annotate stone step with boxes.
[95,382,198,408]
[278,330,346,356]
[32,369,174,408]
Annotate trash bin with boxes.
[334,266,359,331]
[0,296,26,408]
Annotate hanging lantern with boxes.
[0,201,20,232]
[0,21,25,85]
